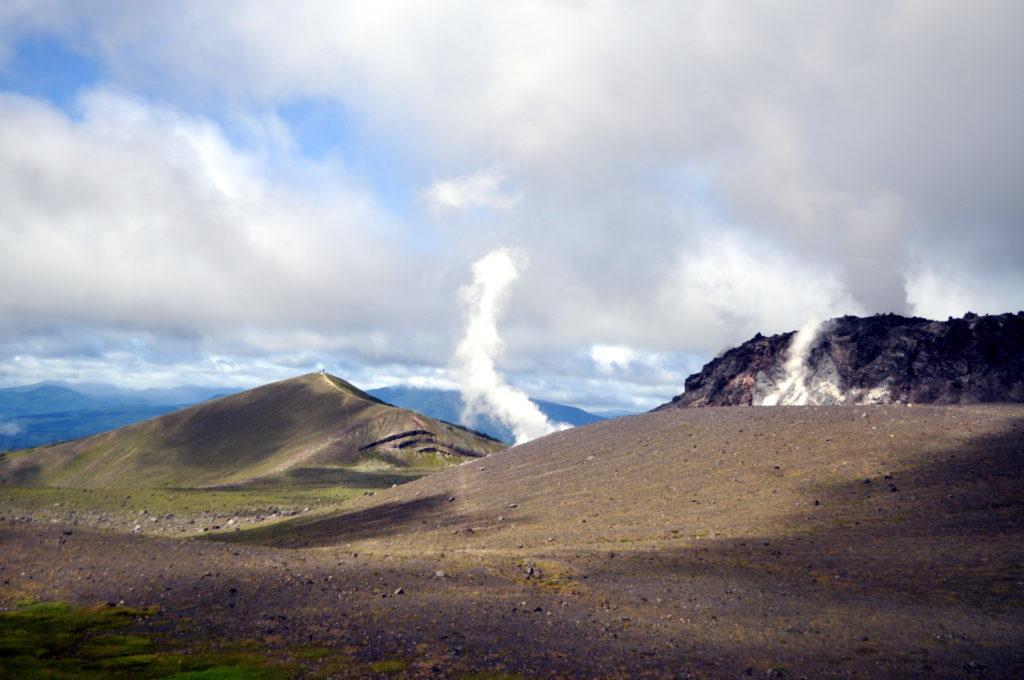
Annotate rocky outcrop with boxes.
[661,312,1024,408]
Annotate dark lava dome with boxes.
[662,311,1024,408]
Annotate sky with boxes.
[0,1,1022,413]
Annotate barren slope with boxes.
[232,404,1024,554]
[3,404,1022,677]
[0,373,504,488]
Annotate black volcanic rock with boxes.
[661,312,1024,408]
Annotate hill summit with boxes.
[0,372,504,488]
[663,312,1024,408]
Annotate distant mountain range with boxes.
[0,383,234,451]
[0,380,610,451]
[42,381,241,406]
[368,386,605,444]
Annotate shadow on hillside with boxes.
[594,414,1024,614]
[213,493,494,548]
[0,457,41,485]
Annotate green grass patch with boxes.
[161,664,283,680]
[289,645,333,660]
[367,658,408,673]
[0,601,531,680]
[0,601,293,679]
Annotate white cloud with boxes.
[590,345,637,373]
[657,229,862,351]
[0,350,286,391]
[907,266,1024,320]
[0,88,435,344]
[422,168,522,211]
[0,2,1021,405]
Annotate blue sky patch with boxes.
[0,33,101,113]
[276,97,424,220]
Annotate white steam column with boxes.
[452,249,568,445]
[759,318,823,406]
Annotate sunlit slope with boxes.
[0,373,504,488]
[233,404,1024,556]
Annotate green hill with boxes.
[0,373,504,488]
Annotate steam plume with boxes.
[760,317,823,406]
[452,249,568,444]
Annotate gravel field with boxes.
[3,404,1023,678]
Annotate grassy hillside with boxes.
[0,373,504,489]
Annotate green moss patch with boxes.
[0,601,292,679]
[367,658,408,673]
[0,601,529,679]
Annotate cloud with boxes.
[15,1,1016,319]
[0,88,446,351]
[422,168,522,211]
[590,345,637,373]
[0,2,1021,405]
[906,266,1024,320]
[656,229,861,351]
